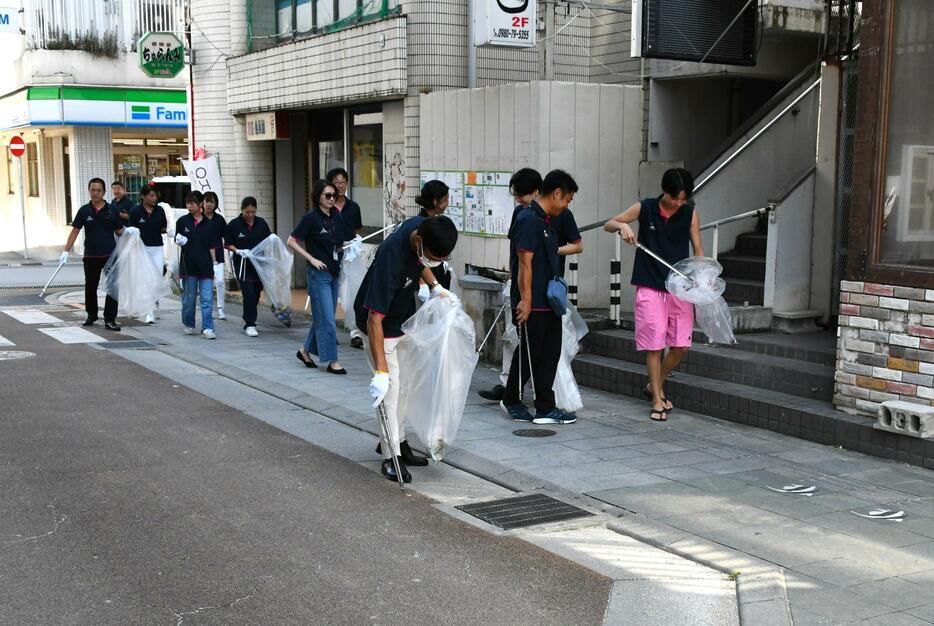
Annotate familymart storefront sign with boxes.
[0,87,187,131]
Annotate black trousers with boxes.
[503,310,562,412]
[83,256,118,323]
[239,279,262,327]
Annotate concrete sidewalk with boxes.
[118,296,934,625]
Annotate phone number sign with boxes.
[474,0,537,48]
[138,32,185,78]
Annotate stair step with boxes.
[719,254,766,282]
[585,329,835,401]
[572,353,931,467]
[719,330,837,366]
[724,278,764,306]
[735,232,768,257]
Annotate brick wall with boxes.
[834,280,934,417]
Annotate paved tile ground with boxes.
[120,297,934,625]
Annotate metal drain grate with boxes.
[100,340,154,350]
[456,494,594,530]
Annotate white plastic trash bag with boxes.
[103,227,170,317]
[554,305,588,413]
[339,239,378,333]
[396,296,479,461]
[248,234,294,326]
[665,257,726,305]
[696,297,737,345]
[164,236,182,296]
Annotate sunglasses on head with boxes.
[323,193,336,199]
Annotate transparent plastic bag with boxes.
[554,304,589,413]
[696,297,737,345]
[247,235,294,325]
[103,228,170,318]
[665,257,726,305]
[163,237,182,296]
[396,296,479,461]
[339,242,378,333]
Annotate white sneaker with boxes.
[184,327,196,335]
[217,308,227,320]
[202,329,216,340]
[244,326,259,337]
[144,312,155,324]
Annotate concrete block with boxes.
[921,363,934,375]
[891,334,921,348]
[870,390,900,403]
[903,373,934,387]
[842,362,873,376]
[846,339,875,353]
[772,310,820,334]
[860,306,892,320]
[872,367,902,382]
[876,400,934,438]
[880,297,910,311]
[909,301,934,314]
[859,329,890,343]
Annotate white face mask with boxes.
[417,240,444,268]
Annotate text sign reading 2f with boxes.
[474,0,537,48]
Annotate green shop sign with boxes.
[138,32,185,78]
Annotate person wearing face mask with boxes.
[226,196,272,337]
[353,215,458,483]
[500,169,579,426]
[414,179,452,303]
[60,177,126,331]
[289,180,346,374]
[128,183,169,324]
[202,191,228,321]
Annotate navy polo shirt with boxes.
[630,196,694,292]
[552,209,582,277]
[72,202,121,258]
[338,197,363,242]
[206,212,227,264]
[128,204,168,247]
[226,215,272,283]
[354,216,426,338]
[175,213,219,279]
[509,202,560,312]
[292,207,344,276]
[111,196,134,226]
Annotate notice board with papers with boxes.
[419,170,513,238]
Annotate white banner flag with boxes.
[182,156,225,212]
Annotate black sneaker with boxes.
[500,400,533,422]
[82,317,98,327]
[479,384,506,401]
[381,458,411,483]
[532,409,577,425]
[104,321,122,332]
[351,336,364,349]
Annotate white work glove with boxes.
[235,248,251,258]
[343,235,364,263]
[430,284,452,299]
[174,233,188,246]
[123,226,140,237]
[59,250,69,265]
[417,283,430,303]
[369,372,390,408]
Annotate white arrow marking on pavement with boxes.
[2,309,61,324]
[38,327,108,344]
[851,509,906,522]
[765,484,816,496]
[0,334,13,346]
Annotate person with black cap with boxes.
[60,177,125,331]
[354,215,458,483]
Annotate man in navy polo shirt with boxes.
[500,169,578,425]
[328,167,365,348]
[111,181,133,226]
[174,191,219,339]
[353,215,457,483]
[61,177,125,331]
[128,183,169,324]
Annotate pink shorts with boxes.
[634,286,694,351]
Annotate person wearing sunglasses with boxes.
[289,180,347,374]
[353,215,458,483]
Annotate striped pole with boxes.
[568,254,578,307]
[610,234,621,326]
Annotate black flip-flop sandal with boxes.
[650,408,668,422]
[643,385,673,411]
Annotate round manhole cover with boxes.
[0,350,36,361]
[513,429,557,438]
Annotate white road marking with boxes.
[0,334,13,346]
[2,309,61,324]
[38,327,108,344]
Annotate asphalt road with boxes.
[0,303,610,625]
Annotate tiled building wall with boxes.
[834,281,934,417]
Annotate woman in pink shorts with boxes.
[604,168,704,421]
